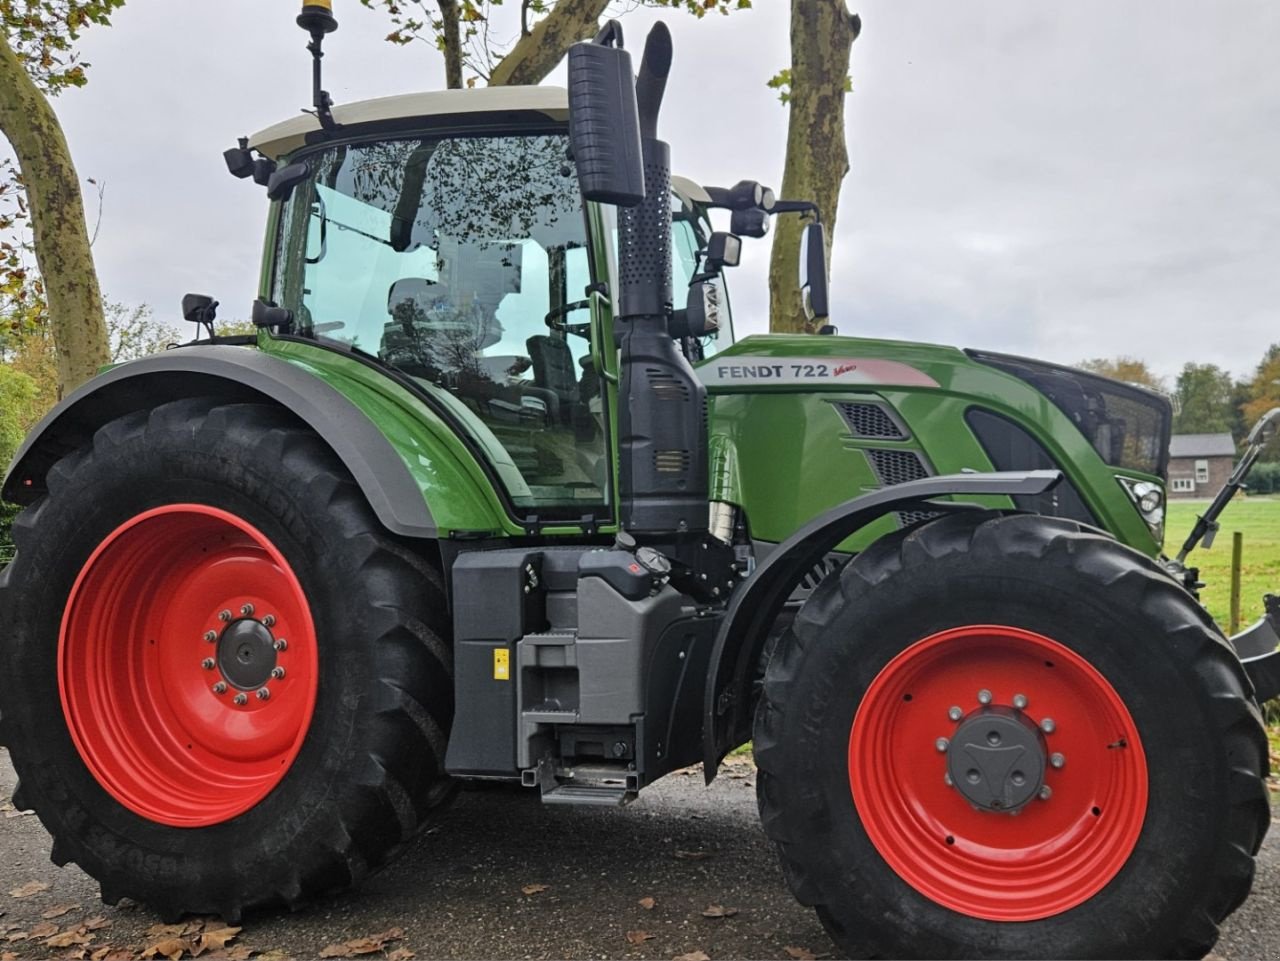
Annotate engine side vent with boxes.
[864,448,941,529]
[654,450,692,473]
[646,367,691,402]
[866,448,929,487]
[835,402,907,440]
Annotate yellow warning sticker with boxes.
[493,647,510,681]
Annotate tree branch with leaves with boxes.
[0,0,123,395]
[362,0,750,89]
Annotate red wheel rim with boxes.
[848,625,1147,921]
[59,505,318,828]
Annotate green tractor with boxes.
[1,5,1274,957]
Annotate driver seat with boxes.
[526,335,578,425]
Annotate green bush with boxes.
[1248,461,1280,496]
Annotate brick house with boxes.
[1167,433,1236,498]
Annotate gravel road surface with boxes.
[1,748,1275,960]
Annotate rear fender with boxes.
[702,469,1064,781]
[3,346,439,538]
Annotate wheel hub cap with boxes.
[945,708,1045,812]
[216,619,279,691]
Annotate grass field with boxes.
[1165,496,1279,629]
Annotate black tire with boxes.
[754,511,1269,959]
[0,399,454,920]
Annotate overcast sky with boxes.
[5,0,1277,382]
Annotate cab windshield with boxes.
[271,133,609,518]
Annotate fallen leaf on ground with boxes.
[194,924,241,954]
[90,948,111,961]
[638,896,656,910]
[674,850,709,861]
[141,936,194,960]
[700,905,738,919]
[521,883,550,895]
[84,917,112,931]
[218,946,255,961]
[1,952,16,961]
[45,927,93,948]
[145,924,187,939]
[100,951,136,961]
[3,809,34,819]
[42,904,78,919]
[626,930,655,945]
[673,952,711,961]
[386,950,415,961]
[8,881,49,899]
[29,922,59,938]
[318,929,404,959]
[784,948,818,960]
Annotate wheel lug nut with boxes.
[274,639,288,652]
[1050,752,1065,769]
[212,682,227,695]
[270,666,285,680]
[943,772,953,787]
[935,737,949,753]
[1012,693,1028,710]
[240,603,255,617]
[201,658,215,670]
[256,687,271,701]
[262,615,276,628]
[977,689,992,705]
[204,630,218,643]
[1039,785,1052,801]
[947,706,963,722]
[1040,717,1056,734]
[233,693,248,706]
[218,610,232,622]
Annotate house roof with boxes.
[1169,433,1237,458]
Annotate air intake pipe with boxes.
[613,23,710,536]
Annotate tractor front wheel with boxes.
[0,399,454,920]
[754,511,1268,959]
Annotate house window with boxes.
[1194,459,1210,484]
[1172,477,1195,493]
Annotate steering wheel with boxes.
[544,299,592,338]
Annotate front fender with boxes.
[702,469,1064,781]
[3,345,440,538]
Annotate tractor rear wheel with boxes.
[754,511,1268,959]
[0,399,454,920]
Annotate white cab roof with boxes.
[249,86,570,159]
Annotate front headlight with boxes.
[1116,475,1165,545]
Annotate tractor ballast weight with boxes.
[0,8,1272,960]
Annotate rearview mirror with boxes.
[267,162,311,202]
[799,222,829,321]
[567,23,645,206]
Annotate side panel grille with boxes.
[866,449,929,487]
[863,448,941,529]
[835,402,907,440]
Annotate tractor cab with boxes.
[243,90,734,522]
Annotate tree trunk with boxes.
[488,0,609,87]
[768,1,860,333]
[437,0,463,88]
[0,30,108,396]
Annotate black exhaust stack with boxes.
[568,23,709,537]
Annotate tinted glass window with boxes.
[272,134,609,516]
